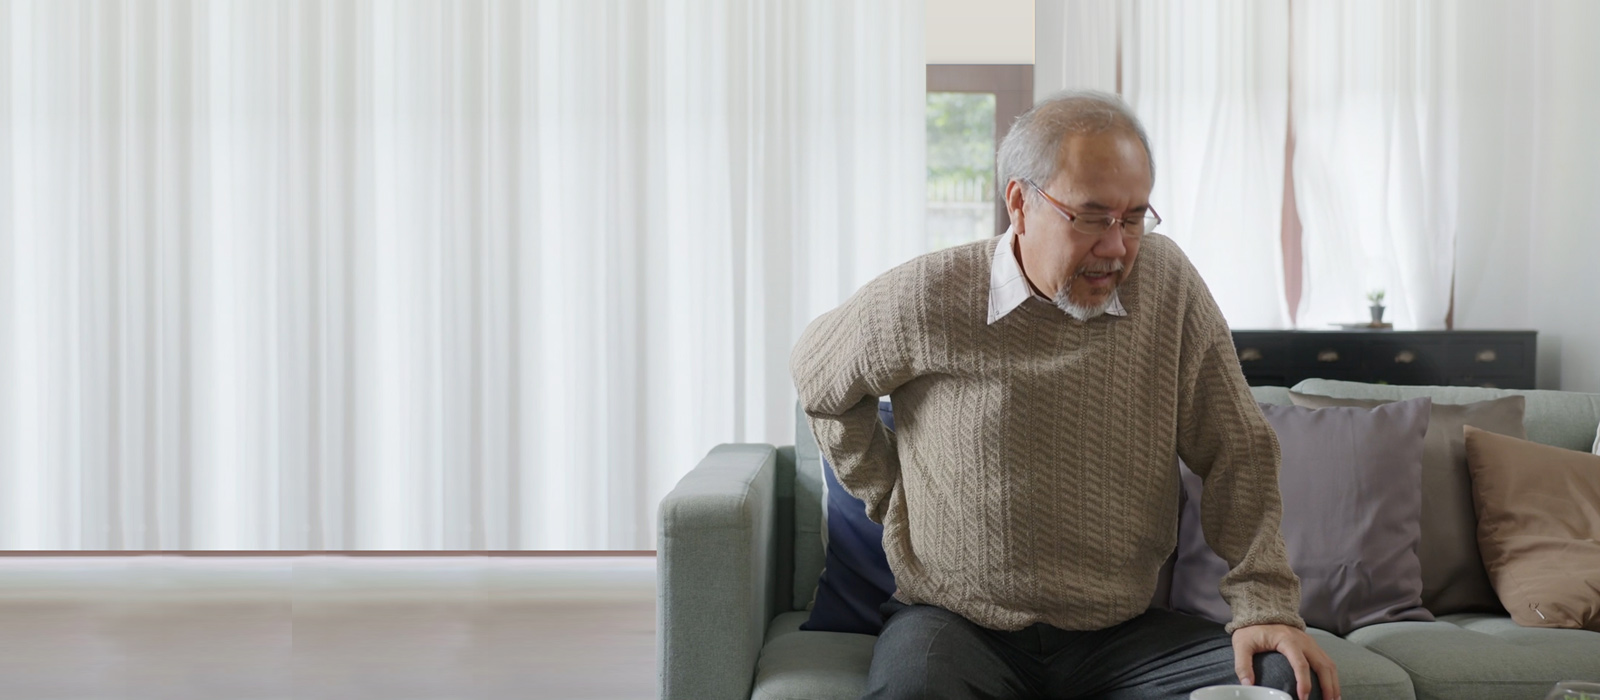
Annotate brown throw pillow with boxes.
[1289,392,1528,615]
[1464,426,1600,631]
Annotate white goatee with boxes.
[1056,291,1112,321]
[1054,260,1124,321]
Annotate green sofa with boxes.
[658,379,1600,700]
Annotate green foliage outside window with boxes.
[926,92,996,199]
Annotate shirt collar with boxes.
[987,226,1126,325]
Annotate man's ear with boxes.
[1003,179,1027,234]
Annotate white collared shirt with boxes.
[987,226,1127,325]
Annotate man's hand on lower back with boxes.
[1231,623,1340,700]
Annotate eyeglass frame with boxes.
[1021,179,1162,239]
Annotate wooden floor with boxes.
[0,556,658,700]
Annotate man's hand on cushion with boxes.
[1231,623,1340,700]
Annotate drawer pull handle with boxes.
[1476,349,1498,363]
[1239,348,1263,362]
[1318,350,1340,363]
[1395,350,1416,364]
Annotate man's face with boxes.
[1006,129,1154,317]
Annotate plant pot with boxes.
[1370,305,1386,324]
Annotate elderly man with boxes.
[791,91,1339,700]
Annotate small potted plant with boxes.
[1367,289,1386,325]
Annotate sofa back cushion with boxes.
[1291,379,1600,453]
[1172,398,1437,635]
[1289,392,1527,616]
[1250,385,1294,406]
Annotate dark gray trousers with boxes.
[863,599,1318,700]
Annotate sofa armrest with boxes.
[658,443,779,700]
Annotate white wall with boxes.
[1454,0,1600,392]
[926,0,1033,64]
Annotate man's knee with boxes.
[861,605,1020,700]
[1253,652,1321,700]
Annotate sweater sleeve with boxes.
[1176,317,1306,633]
[790,278,919,524]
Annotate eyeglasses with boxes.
[1023,180,1162,239]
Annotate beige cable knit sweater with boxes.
[791,233,1304,633]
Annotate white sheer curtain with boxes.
[1291,0,1457,330]
[0,0,925,550]
[1034,0,1120,96]
[1035,0,1292,329]
[1123,0,1291,329]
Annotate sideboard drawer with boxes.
[1445,339,1529,376]
[1291,337,1364,371]
[1232,334,1291,371]
[1364,339,1449,386]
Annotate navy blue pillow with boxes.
[801,401,898,635]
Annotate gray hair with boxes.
[996,90,1155,199]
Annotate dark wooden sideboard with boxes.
[1229,330,1538,389]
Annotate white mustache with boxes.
[1075,260,1124,275]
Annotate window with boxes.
[926,92,996,249]
[925,65,1034,250]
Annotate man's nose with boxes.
[1094,228,1128,258]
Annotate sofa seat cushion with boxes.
[1346,614,1600,700]
[753,612,875,700]
[1306,628,1418,700]
[752,612,1416,700]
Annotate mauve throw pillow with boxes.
[1465,426,1600,631]
[801,402,897,635]
[1289,392,1528,615]
[1171,398,1436,635]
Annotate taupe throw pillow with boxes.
[1289,392,1528,615]
[1465,426,1600,631]
[1171,398,1435,635]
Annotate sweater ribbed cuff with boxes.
[1224,608,1307,634]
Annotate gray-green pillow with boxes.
[1289,391,1527,615]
